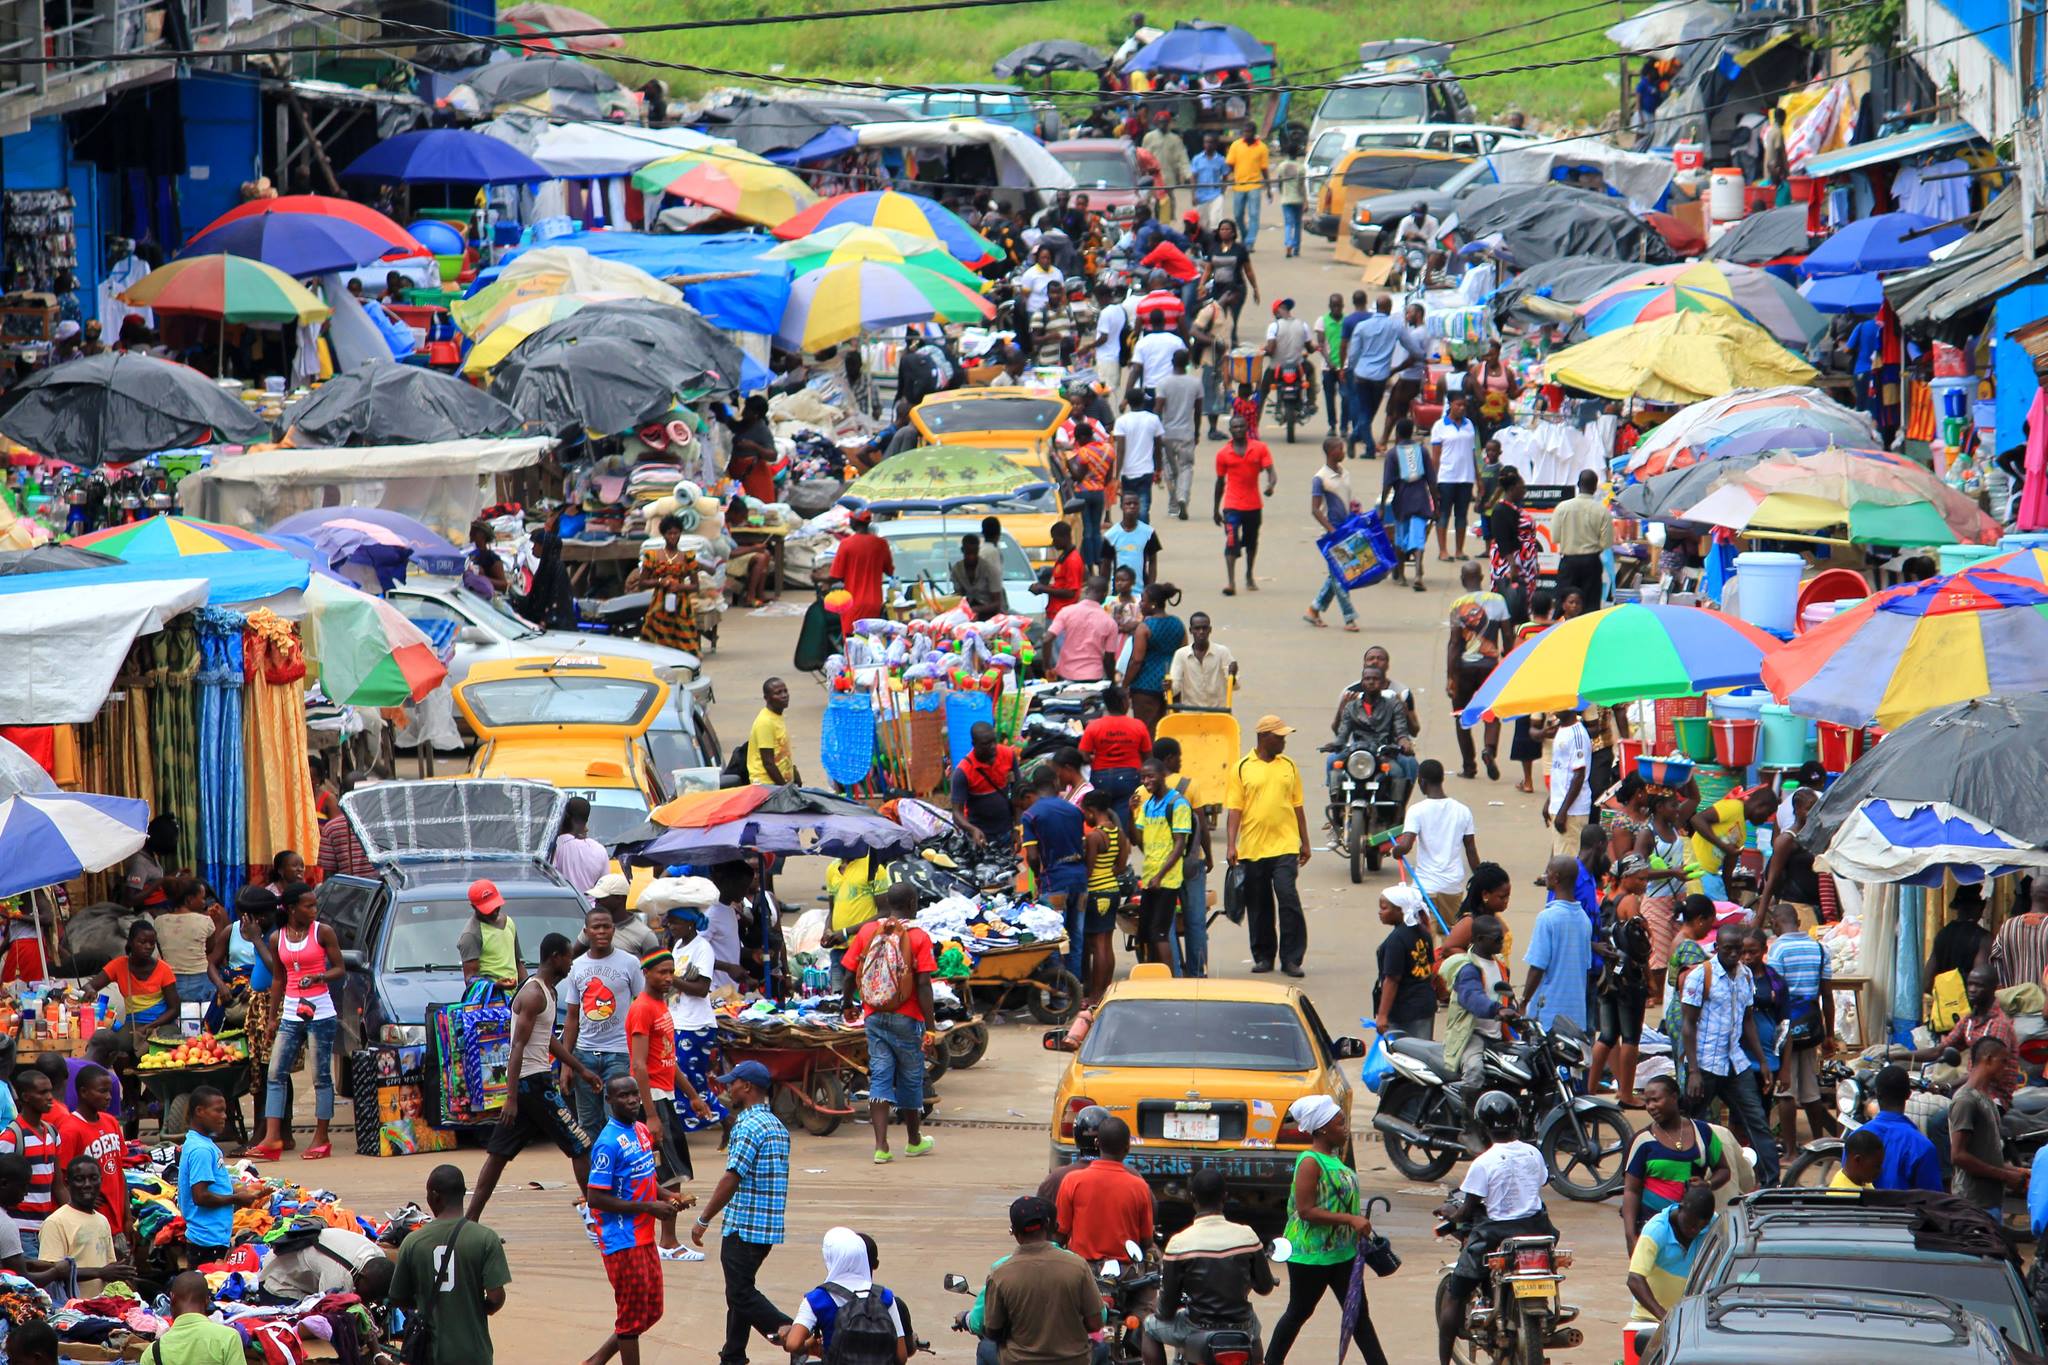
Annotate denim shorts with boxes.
[864,1010,925,1110]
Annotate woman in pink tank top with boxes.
[247,881,342,1162]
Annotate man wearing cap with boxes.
[690,1060,794,1365]
[826,510,893,638]
[458,879,523,992]
[977,1195,1102,1365]
[1143,112,1192,220]
[580,874,660,959]
[1226,718,1311,976]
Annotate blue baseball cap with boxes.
[714,1060,773,1090]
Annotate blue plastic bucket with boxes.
[1758,702,1806,768]
[945,690,995,767]
[1937,543,2002,575]
[1733,551,1802,635]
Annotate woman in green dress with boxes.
[1265,1095,1389,1365]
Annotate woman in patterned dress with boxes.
[628,513,700,653]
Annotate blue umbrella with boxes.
[0,791,149,897]
[1798,271,1885,313]
[180,212,403,277]
[342,129,550,186]
[1699,422,1868,459]
[1123,21,1272,73]
[1800,212,1965,278]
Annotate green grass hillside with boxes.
[587,0,1631,128]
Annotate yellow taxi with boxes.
[1311,147,1472,241]
[909,387,1077,569]
[1046,964,1366,1217]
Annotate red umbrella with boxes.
[197,195,428,260]
[1642,210,1706,256]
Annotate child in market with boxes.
[177,1086,268,1270]
[1080,789,1129,1005]
[1232,381,1260,438]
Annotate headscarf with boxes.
[1383,885,1429,929]
[1287,1094,1342,1135]
[821,1226,872,1293]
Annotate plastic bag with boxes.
[1360,1023,1394,1094]
[1316,511,1395,590]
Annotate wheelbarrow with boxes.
[1158,682,1239,811]
[965,939,1081,1025]
[718,1033,865,1138]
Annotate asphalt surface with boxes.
[299,227,1641,1364]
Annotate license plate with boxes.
[1162,1113,1221,1141]
[1511,1279,1556,1300]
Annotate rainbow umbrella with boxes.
[776,260,993,353]
[763,224,986,290]
[1762,568,2048,728]
[1579,261,1825,348]
[198,195,429,261]
[71,513,283,558]
[1624,386,1878,476]
[119,254,329,324]
[631,149,817,228]
[1675,447,2001,545]
[1976,547,2048,584]
[773,191,1001,266]
[1457,603,1781,724]
[300,574,446,704]
[1579,284,1758,337]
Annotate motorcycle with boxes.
[1371,995,1632,1201]
[1321,741,1410,883]
[1269,361,1312,445]
[1433,1192,1582,1365]
[946,1239,1160,1365]
[1393,239,1429,293]
[1785,1050,2048,1188]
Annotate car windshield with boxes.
[558,787,652,846]
[1319,82,1426,124]
[385,896,588,972]
[886,533,1032,584]
[1080,1000,1317,1070]
[1726,1258,2031,1344]
[462,674,662,728]
[918,397,1065,436]
[1343,157,1469,190]
[1058,153,1137,188]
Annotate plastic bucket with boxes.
[1758,702,1806,767]
[1733,551,1802,635]
[1616,737,1647,774]
[1695,763,1741,806]
[1672,715,1717,761]
[1709,167,1746,222]
[1673,140,1705,172]
[1638,754,1694,787]
[1999,532,2048,553]
[1710,717,1759,767]
[1817,721,1866,772]
[1709,688,1767,722]
[1937,543,2003,575]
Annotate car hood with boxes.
[525,629,700,675]
[377,967,467,1027]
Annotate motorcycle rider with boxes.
[1441,913,1519,1107]
[1324,662,1413,826]
[1257,296,1315,420]
[1054,1114,1156,1263]
[1435,1090,1558,1365]
[1391,201,1440,287]
[1038,1104,1109,1206]
[1140,1168,1274,1365]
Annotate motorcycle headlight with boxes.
[1837,1078,1859,1119]
[1344,750,1376,780]
[1552,1035,1586,1066]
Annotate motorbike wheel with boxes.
[1365,834,1384,873]
[1539,1104,1633,1201]
[1381,1084,1461,1182]
[1348,809,1367,884]
[1782,1142,1845,1188]
[1515,1310,1548,1365]
[1028,966,1085,1024]
[944,1022,991,1069]
[1284,404,1298,445]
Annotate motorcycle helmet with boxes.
[1474,1090,1520,1138]
[1071,1104,1112,1156]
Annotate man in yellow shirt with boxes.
[1686,786,1777,900]
[1223,122,1272,250]
[1828,1126,1884,1190]
[745,676,796,785]
[1225,715,1309,976]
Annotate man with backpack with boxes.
[840,884,939,1164]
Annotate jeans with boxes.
[1092,766,1142,836]
[1200,360,1226,426]
[1241,854,1305,971]
[1310,572,1356,624]
[1348,376,1386,455]
[1321,364,1344,432]
[1170,853,1210,977]
[718,1235,792,1365]
[1044,863,1090,983]
[1073,487,1106,569]
[1231,189,1261,246]
[1266,1260,1388,1365]
[1120,474,1154,524]
[266,1013,338,1121]
[573,1047,633,1135]
[1281,203,1302,252]
[863,1010,925,1110]
[1690,1066,1781,1186]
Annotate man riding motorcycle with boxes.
[1392,201,1440,286]
[1258,297,1316,420]
[1325,662,1413,817]
[1435,1090,1559,1365]
[1443,914,1520,1104]
[1040,1104,1110,1206]
[1141,1168,1274,1365]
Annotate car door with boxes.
[317,874,387,1052]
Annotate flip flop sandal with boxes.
[300,1143,332,1160]
[1342,621,1360,632]
[1302,612,1326,628]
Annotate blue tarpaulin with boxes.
[0,552,309,606]
[483,230,792,334]
[1994,284,2048,456]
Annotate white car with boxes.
[1306,123,1534,202]
[873,521,1043,619]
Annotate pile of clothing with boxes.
[915,893,1069,960]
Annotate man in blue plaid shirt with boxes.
[691,1060,793,1365]
[1681,922,1780,1186]
[1765,903,1839,1151]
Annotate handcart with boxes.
[1158,681,1239,810]
[718,1015,970,1137]
[963,939,1081,1025]
[137,1027,253,1140]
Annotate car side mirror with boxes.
[457,626,491,645]
[943,1273,970,1295]
[1332,1037,1367,1061]
[341,949,367,972]
[1043,1029,1072,1052]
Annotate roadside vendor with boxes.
[951,723,1019,853]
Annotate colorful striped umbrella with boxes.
[119,254,330,324]
[775,260,994,353]
[762,224,986,290]
[498,2,622,50]
[1625,386,1879,476]
[1457,603,1782,724]
[71,513,283,558]
[1578,261,1825,348]
[199,195,429,261]
[1674,447,2000,546]
[773,191,1001,266]
[631,149,817,228]
[1974,547,2048,585]
[1762,568,2048,728]
[0,791,149,898]
[300,575,446,705]
[180,212,413,277]
[1579,284,1758,336]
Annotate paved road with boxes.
[305,227,1641,1364]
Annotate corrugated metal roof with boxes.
[1801,120,1980,177]
[1887,190,2048,328]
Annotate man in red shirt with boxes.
[1211,414,1276,596]
[842,885,938,1163]
[1055,1113,1155,1262]
[55,1065,126,1251]
[1079,686,1152,832]
[1029,520,1085,621]
[828,509,894,636]
[950,723,1020,851]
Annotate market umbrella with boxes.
[119,254,330,324]
[1457,602,1781,725]
[300,574,447,704]
[776,260,994,353]
[489,334,683,435]
[1975,547,2048,584]
[71,512,285,558]
[1578,261,1826,348]
[763,225,987,290]
[1674,447,2001,546]
[1762,566,2048,728]
[196,195,430,263]
[342,127,551,185]
[697,100,848,159]
[1796,693,2048,886]
[1123,20,1271,72]
[630,148,817,228]
[773,191,1001,267]
[1625,386,1876,475]
[497,298,745,394]
[0,353,270,463]
[1545,312,1817,404]
[1615,443,1920,520]
[1708,204,1820,266]
[1798,271,1886,314]
[270,507,466,576]
[0,544,121,574]
[623,784,916,863]
[0,736,55,802]
[178,212,415,278]
[0,791,149,899]
[277,362,523,446]
[451,57,628,121]
[1578,284,1759,335]
[992,38,1109,75]
[458,292,633,373]
[840,446,1051,510]
[497,1,622,50]
[451,246,684,338]
[1801,211,1967,278]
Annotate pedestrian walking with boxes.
[175,1086,266,1267]
[1381,418,1437,591]
[1080,789,1128,1004]
[1113,393,1165,524]
[1021,769,1091,987]
[1151,736,1212,977]
[467,933,599,1222]
[785,1227,911,1362]
[390,1165,511,1365]
[1550,469,1613,609]
[1680,923,1781,1186]
[1521,856,1595,1032]
[841,885,938,1164]
[1430,396,1479,562]
[1342,296,1398,459]
[1212,414,1274,596]
[1224,122,1270,247]
[250,882,342,1162]
[1302,437,1360,630]
[626,949,717,1185]
[1167,611,1235,710]
[582,1074,686,1365]
[1391,760,1478,924]
[1373,886,1439,1038]
[1154,350,1203,519]
[1226,716,1311,977]
[692,1060,794,1365]
[1133,757,1194,970]
[1265,1096,1389,1365]
[1102,492,1162,591]
[1545,706,1592,855]
[1190,289,1229,439]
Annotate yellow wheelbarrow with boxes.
[1158,677,1239,809]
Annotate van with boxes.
[1304,68,1478,168]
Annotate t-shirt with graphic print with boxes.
[566,950,645,1055]
[588,1116,660,1254]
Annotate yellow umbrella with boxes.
[450,246,681,338]
[459,291,638,374]
[1544,311,1817,404]
[630,149,817,228]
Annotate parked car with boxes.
[1345,157,1501,252]
[1304,67,1478,168]
[1309,148,1473,241]
[1048,139,1163,225]
[906,388,1078,570]
[884,84,1038,134]
[876,521,1042,618]
[1642,1285,2022,1364]
[1305,122,1530,200]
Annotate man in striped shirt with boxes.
[1765,903,1837,1149]
[0,1068,65,1255]
[1990,881,2048,992]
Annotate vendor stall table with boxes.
[139,1059,253,1141]
[561,536,644,597]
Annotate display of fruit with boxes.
[138,1031,247,1070]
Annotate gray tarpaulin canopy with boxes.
[177,436,553,534]
[1489,255,1647,326]
[279,361,524,446]
[490,334,683,435]
[1452,183,1674,267]
[1708,204,1819,265]
[0,352,270,464]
